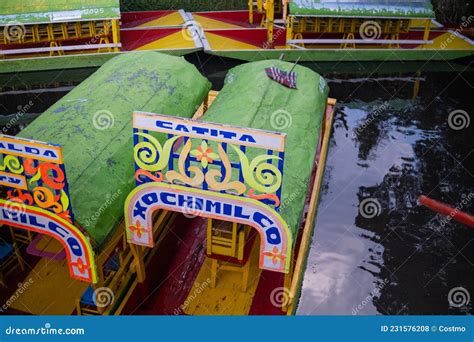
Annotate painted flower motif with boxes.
[263,246,284,265]
[71,258,89,275]
[129,220,145,238]
[190,141,219,168]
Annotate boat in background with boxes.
[0,1,203,73]
[195,0,474,62]
[1,1,473,73]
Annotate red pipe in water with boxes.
[419,195,474,228]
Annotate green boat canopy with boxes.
[290,0,436,19]
[0,0,120,26]
[18,52,211,249]
[202,60,329,240]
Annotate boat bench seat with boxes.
[207,227,257,292]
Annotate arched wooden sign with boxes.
[125,182,292,273]
[126,112,293,274]
[0,134,96,283]
[0,199,97,283]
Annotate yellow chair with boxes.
[206,219,255,291]
[50,41,64,56]
[9,227,34,246]
[341,32,356,49]
[97,37,112,53]
[293,33,305,48]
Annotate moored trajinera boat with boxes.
[1,1,473,73]
[0,51,336,315]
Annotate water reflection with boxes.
[298,67,473,315]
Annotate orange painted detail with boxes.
[129,220,147,239]
[24,159,65,190]
[247,189,280,207]
[135,169,163,183]
[263,246,285,265]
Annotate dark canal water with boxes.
[0,57,473,316]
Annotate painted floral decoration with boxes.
[190,141,219,168]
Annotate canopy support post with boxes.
[286,15,293,49]
[422,19,431,48]
[112,19,120,52]
[266,0,275,46]
[283,0,289,21]
[248,0,254,24]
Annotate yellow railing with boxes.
[1,19,120,54]
[291,17,411,34]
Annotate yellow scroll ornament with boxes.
[230,145,282,194]
[205,143,246,195]
[134,132,179,172]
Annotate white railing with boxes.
[1,43,121,55]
